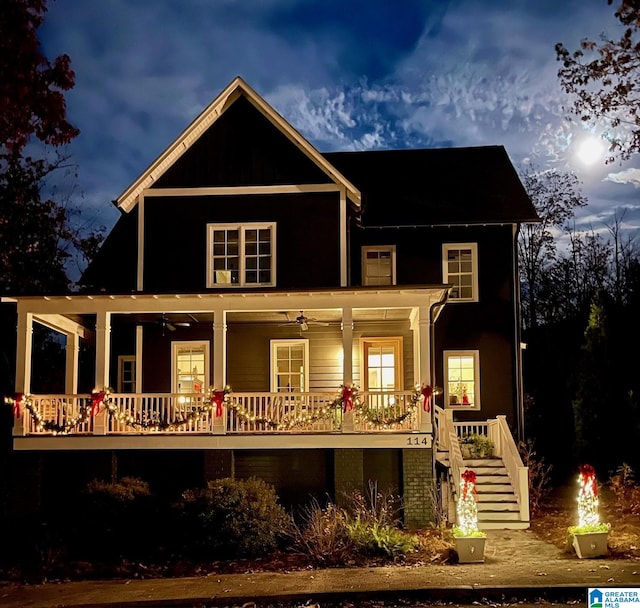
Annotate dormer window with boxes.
[207,223,276,287]
[362,246,396,286]
[442,243,478,302]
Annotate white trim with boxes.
[116,77,361,212]
[10,287,451,315]
[137,194,145,291]
[270,339,310,392]
[135,325,143,393]
[442,242,479,302]
[143,184,344,197]
[339,187,347,287]
[443,349,480,410]
[13,432,432,451]
[171,340,210,394]
[206,222,277,288]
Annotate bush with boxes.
[608,463,640,515]
[290,498,354,566]
[177,477,293,559]
[518,439,553,517]
[346,518,417,558]
[74,477,156,562]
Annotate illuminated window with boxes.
[172,341,209,394]
[444,351,480,409]
[362,246,396,285]
[442,243,478,301]
[207,223,275,287]
[361,338,402,391]
[271,339,309,392]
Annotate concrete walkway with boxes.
[2,530,639,608]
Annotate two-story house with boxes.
[4,77,538,529]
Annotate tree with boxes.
[555,1,640,162]
[517,165,587,329]
[0,0,101,295]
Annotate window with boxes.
[207,223,276,287]
[171,341,209,394]
[271,339,309,392]
[361,338,402,392]
[362,246,396,285]
[442,243,478,301]
[117,356,136,393]
[444,351,480,409]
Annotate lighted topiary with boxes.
[453,469,486,538]
[568,464,611,535]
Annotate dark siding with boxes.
[153,96,330,189]
[80,208,138,293]
[143,192,341,292]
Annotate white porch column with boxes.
[93,310,111,435]
[65,333,80,394]
[212,307,227,434]
[13,310,33,436]
[416,305,433,433]
[341,306,354,432]
[135,325,143,392]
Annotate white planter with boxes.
[454,536,486,563]
[572,531,609,559]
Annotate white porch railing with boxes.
[14,390,425,436]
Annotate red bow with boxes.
[420,385,433,412]
[91,391,105,417]
[579,464,598,496]
[212,391,226,417]
[12,393,24,418]
[341,385,353,412]
[461,469,477,499]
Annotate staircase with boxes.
[434,408,530,530]
[465,457,528,530]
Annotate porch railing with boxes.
[15,390,425,436]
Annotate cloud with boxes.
[605,168,640,188]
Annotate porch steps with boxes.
[463,457,529,530]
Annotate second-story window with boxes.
[207,223,276,287]
[442,243,478,302]
[362,246,396,286]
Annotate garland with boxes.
[7,383,438,433]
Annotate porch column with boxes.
[416,305,432,433]
[341,307,354,432]
[13,310,33,436]
[212,308,227,434]
[65,332,80,394]
[93,310,111,435]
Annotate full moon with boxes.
[576,136,605,165]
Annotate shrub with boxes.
[346,518,418,558]
[608,463,640,515]
[460,434,494,458]
[75,476,156,562]
[518,439,553,517]
[290,498,354,566]
[177,477,293,559]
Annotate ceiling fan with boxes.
[279,311,329,331]
[159,313,193,334]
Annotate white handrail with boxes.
[496,415,530,523]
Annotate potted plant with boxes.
[568,464,610,559]
[459,434,494,459]
[452,469,486,563]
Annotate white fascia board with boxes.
[34,314,91,339]
[116,76,361,213]
[12,288,450,316]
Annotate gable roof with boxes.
[116,77,362,212]
[325,146,539,226]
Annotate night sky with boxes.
[39,0,640,241]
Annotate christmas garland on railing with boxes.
[6,382,439,433]
[103,386,232,432]
[4,392,96,435]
